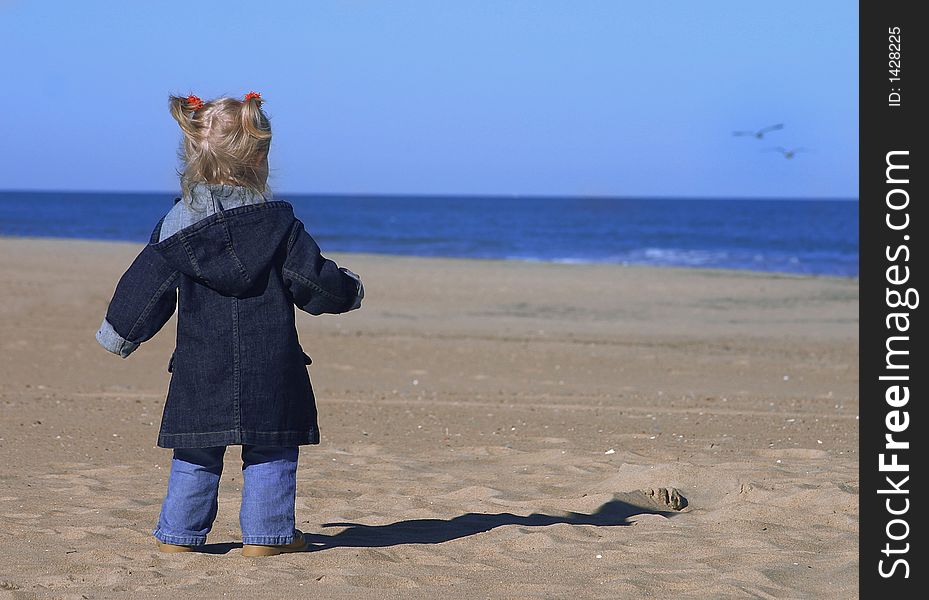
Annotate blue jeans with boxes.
[152,445,299,546]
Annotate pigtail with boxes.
[169,94,202,139]
[240,92,272,140]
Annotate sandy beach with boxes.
[0,236,858,599]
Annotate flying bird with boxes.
[733,123,784,139]
[765,146,808,159]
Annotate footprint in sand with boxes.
[646,487,687,511]
[616,487,688,512]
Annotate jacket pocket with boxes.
[167,351,176,373]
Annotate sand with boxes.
[0,236,858,599]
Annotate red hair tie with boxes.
[186,95,204,111]
[243,91,262,103]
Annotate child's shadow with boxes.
[303,496,686,552]
[193,495,687,554]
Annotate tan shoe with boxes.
[242,530,307,557]
[156,540,195,553]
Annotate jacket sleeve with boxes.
[282,219,364,315]
[95,244,180,358]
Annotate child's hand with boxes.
[339,267,364,311]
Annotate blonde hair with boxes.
[169,93,272,204]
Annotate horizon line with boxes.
[0,188,860,202]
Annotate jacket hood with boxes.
[150,183,296,296]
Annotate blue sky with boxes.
[0,1,858,198]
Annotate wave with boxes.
[504,247,858,276]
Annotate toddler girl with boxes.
[96,92,363,556]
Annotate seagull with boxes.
[733,123,784,139]
[765,146,808,159]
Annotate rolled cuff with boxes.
[339,267,364,311]
[96,317,139,358]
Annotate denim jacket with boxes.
[96,182,364,448]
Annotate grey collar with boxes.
[159,182,273,242]
[186,182,272,211]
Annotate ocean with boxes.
[0,191,858,277]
